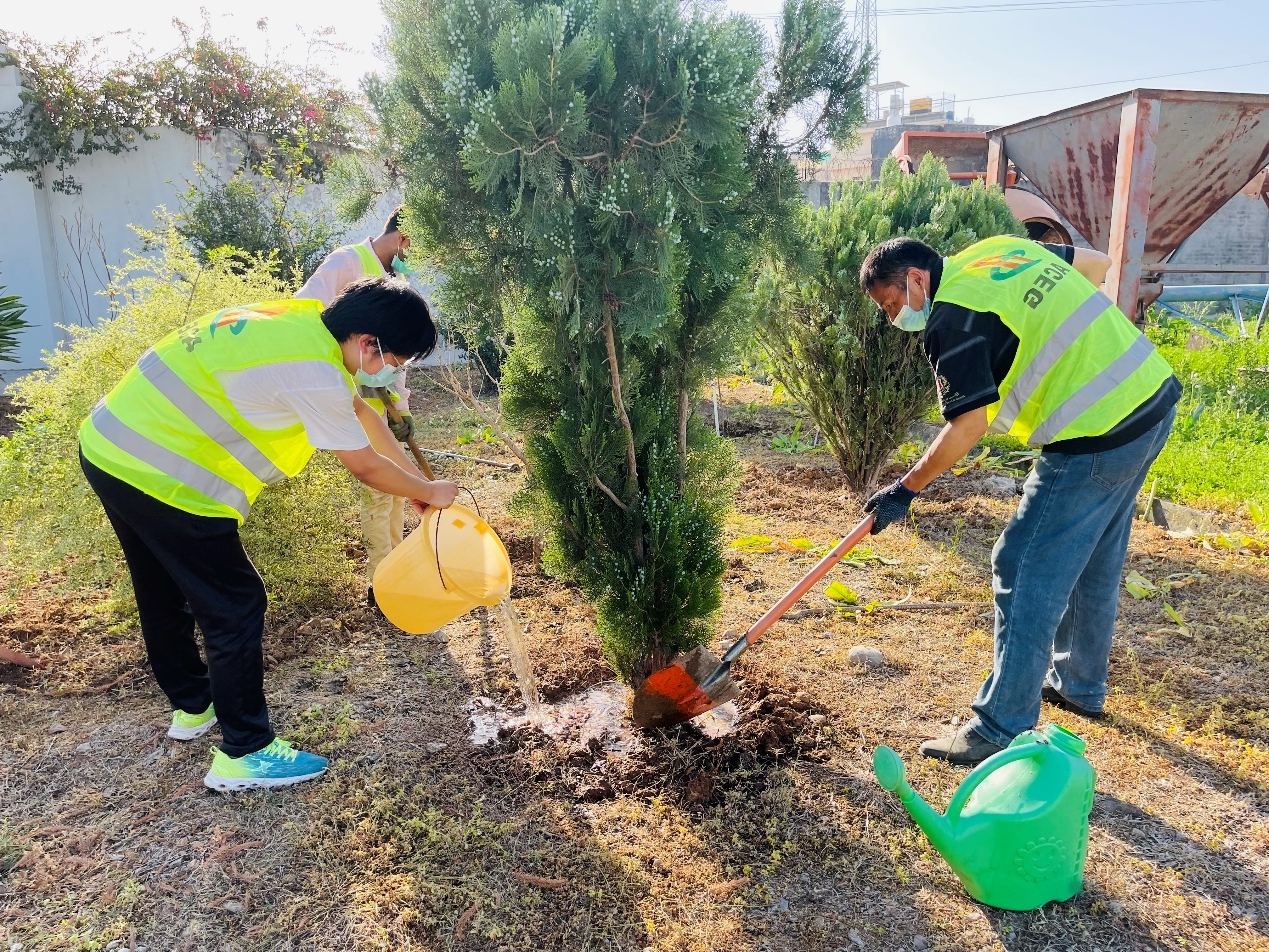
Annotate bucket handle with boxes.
[945,743,1044,822]
[432,487,483,591]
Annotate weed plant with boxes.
[1144,319,1269,514]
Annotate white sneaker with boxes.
[167,704,217,740]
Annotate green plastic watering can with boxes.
[873,724,1096,911]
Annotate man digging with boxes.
[860,235,1179,766]
[79,278,458,791]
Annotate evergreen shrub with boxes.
[754,155,1022,490]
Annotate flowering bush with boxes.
[0,27,368,193]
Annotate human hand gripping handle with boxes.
[863,479,919,535]
[411,479,459,516]
[388,411,415,442]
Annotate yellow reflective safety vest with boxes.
[935,236,1173,448]
[78,300,354,523]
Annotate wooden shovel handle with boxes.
[377,386,436,480]
[741,515,875,649]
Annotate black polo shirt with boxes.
[923,244,1180,454]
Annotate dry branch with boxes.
[43,671,132,697]
[511,870,569,889]
[0,645,42,667]
[455,901,480,939]
[207,840,265,863]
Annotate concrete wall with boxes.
[1167,192,1269,287]
[0,51,410,387]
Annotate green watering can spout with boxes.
[873,725,1097,912]
[873,746,960,860]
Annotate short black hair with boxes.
[382,205,405,236]
[859,237,941,293]
[322,276,436,361]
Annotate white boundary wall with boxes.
[0,48,456,388]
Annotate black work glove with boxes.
[388,410,416,442]
[863,479,919,534]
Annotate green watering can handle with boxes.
[945,745,1043,821]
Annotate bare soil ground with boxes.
[3,379,1267,952]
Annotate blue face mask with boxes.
[894,278,931,332]
[355,338,400,388]
[391,254,414,276]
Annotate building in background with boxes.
[799,80,994,206]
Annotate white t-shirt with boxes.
[294,238,411,410]
[220,361,370,451]
[296,238,385,308]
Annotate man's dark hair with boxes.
[322,276,436,360]
[859,237,941,293]
[382,205,405,236]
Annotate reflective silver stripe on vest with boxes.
[991,289,1114,435]
[137,349,286,485]
[90,401,251,520]
[1029,334,1157,446]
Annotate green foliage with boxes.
[1146,327,1269,514]
[0,276,29,364]
[380,0,869,683]
[0,225,361,612]
[177,144,339,282]
[0,25,367,193]
[326,153,381,223]
[754,155,1023,490]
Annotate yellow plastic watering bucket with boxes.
[373,503,513,633]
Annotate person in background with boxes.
[859,235,1179,766]
[299,206,419,605]
[79,278,458,791]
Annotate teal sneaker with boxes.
[167,704,217,741]
[204,738,328,792]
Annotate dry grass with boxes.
[1,380,1267,951]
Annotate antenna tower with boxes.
[855,0,880,120]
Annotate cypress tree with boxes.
[379,0,869,685]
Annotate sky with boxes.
[3,0,1267,128]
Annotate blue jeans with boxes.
[967,405,1176,747]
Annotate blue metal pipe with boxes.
[1156,285,1269,337]
[1156,285,1269,304]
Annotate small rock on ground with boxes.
[981,475,1019,498]
[847,645,884,667]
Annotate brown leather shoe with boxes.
[919,724,1004,767]
[1041,684,1105,719]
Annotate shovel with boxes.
[377,386,436,479]
[631,514,875,729]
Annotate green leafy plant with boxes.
[0,223,361,613]
[176,143,338,282]
[0,278,30,364]
[1249,502,1269,531]
[456,425,499,446]
[770,421,820,454]
[1145,328,1269,514]
[0,25,367,193]
[823,580,859,605]
[380,0,871,685]
[1162,602,1191,636]
[753,154,1022,490]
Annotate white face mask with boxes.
[894,277,931,332]
[355,338,400,388]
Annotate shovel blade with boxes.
[631,645,739,729]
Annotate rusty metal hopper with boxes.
[986,89,1269,315]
